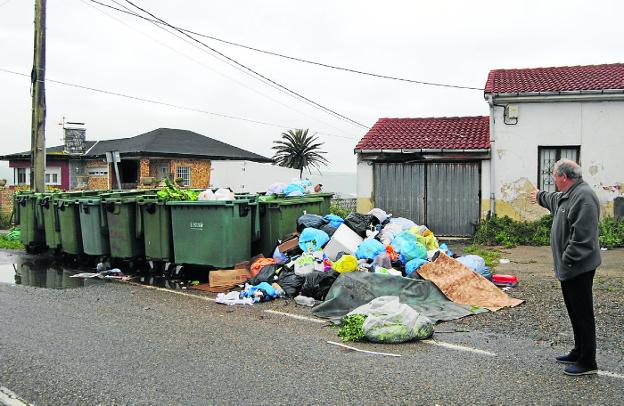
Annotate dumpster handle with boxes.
[99,204,109,236]
[238,202,250,217]
[135,203,143,239]
[53,204,61,232]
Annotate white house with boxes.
[484,63,624,220]
[355,63,624,235]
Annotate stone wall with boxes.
[171,159,211,188]
[0,187,15,218]
[85,159,110,190]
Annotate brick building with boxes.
[0,127,273,191]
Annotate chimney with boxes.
[63,121,86,155]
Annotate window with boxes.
[176,166,191,186]
[538,146,580,192]
[87,167,108,176]
[45,167,62,186]
[15,168,29,185]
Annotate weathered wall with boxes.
[171,159,211,188]
[209,160,299,193]
[356,158,374,213]
[0,187,15,217]
[139,158,150,178]
[491,100,624,219]
[85,159,110,190]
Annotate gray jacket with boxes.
[537,180,602,281]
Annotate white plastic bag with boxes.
[214,188,235,201]
[349,296,434,343]
[197,189,216,201]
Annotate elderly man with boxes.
[530,159,601,376]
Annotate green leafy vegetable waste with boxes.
[338,314,368,342]
[156,178,198,201]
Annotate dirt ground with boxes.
[448,244,624,362]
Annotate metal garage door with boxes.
[374,162,480,236]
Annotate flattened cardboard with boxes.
[209,268,252,288]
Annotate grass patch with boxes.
[329,203,351,219]
[474,214,624,248]
[463,245,501,267]
[0,238,24,250]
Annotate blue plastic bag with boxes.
[283,183,306,196]
[439,243,454,257]
[354,239,386,260]
[405,258,428,276]
[240,282,280,302]
[456,255,490,279]
[324,214,344,229]
[390,231,427,263]
[298,228,330,252]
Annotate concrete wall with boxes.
[209,160,299,193]
[355,157,374,213]
[491,100,624,219]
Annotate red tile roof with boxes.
[485,63,624,94]
[355,116,490,151]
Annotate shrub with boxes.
[474,213,624,248]
[329,203,351,219]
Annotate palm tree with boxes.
[272,129,329,178]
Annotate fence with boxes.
[331,197,357,213]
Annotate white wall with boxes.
[356,158,374,212]
[209,160,300,193]
[492,100,624,218]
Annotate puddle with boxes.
[0,260,105,289]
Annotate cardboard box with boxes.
[323,224,363,261]
[209,268,252,288]
[278,237,300,254]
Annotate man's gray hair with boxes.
[554,159,582,179]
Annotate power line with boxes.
[80,0,356,137]
[122,0,369,129]
[88,0,484,91]
[0,68,359,141]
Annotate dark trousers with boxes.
[560,270,596,367]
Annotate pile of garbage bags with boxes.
[216,206,494,344]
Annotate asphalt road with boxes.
[1,253,623,405]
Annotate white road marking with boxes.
[0,386,28,406]
[263,309,326,324]
[327,341,401,357]
[422,339,497,356]
[597,370,624,379]
[129,282,215,302]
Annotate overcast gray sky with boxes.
[1,0,623,180]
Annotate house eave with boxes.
[485,89,624,103]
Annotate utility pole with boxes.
[31,0,46,192]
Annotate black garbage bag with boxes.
[300,270,340,301]
[320,223,338,238]
[296,214,328,233]
[277,269,305,298]
[344,213,377,238]
[248,265,279,286]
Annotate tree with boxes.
[272,129,329,178]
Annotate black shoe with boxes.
[564,363,598,376]
[556,353,578,364]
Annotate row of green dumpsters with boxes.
[14,189,333,269]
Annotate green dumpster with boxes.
[137,195,173,263]
[38,192,62,250]
[78,197,110,256]
[103,190,157,259]
[56,190,104,256]
[14,191,45,249]
[257,196,325,257]
[168,197,257,268]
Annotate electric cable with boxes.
[88,0,484,91]
[123,0,369,129]
[80,0,358,137]
[0,68,359,140]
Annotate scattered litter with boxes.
[601,247,608,251]
[294,295,321,307]
[216,291,254,306]
[326,341,401,357]
[491,274,519,287]
[499,258,511,264]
